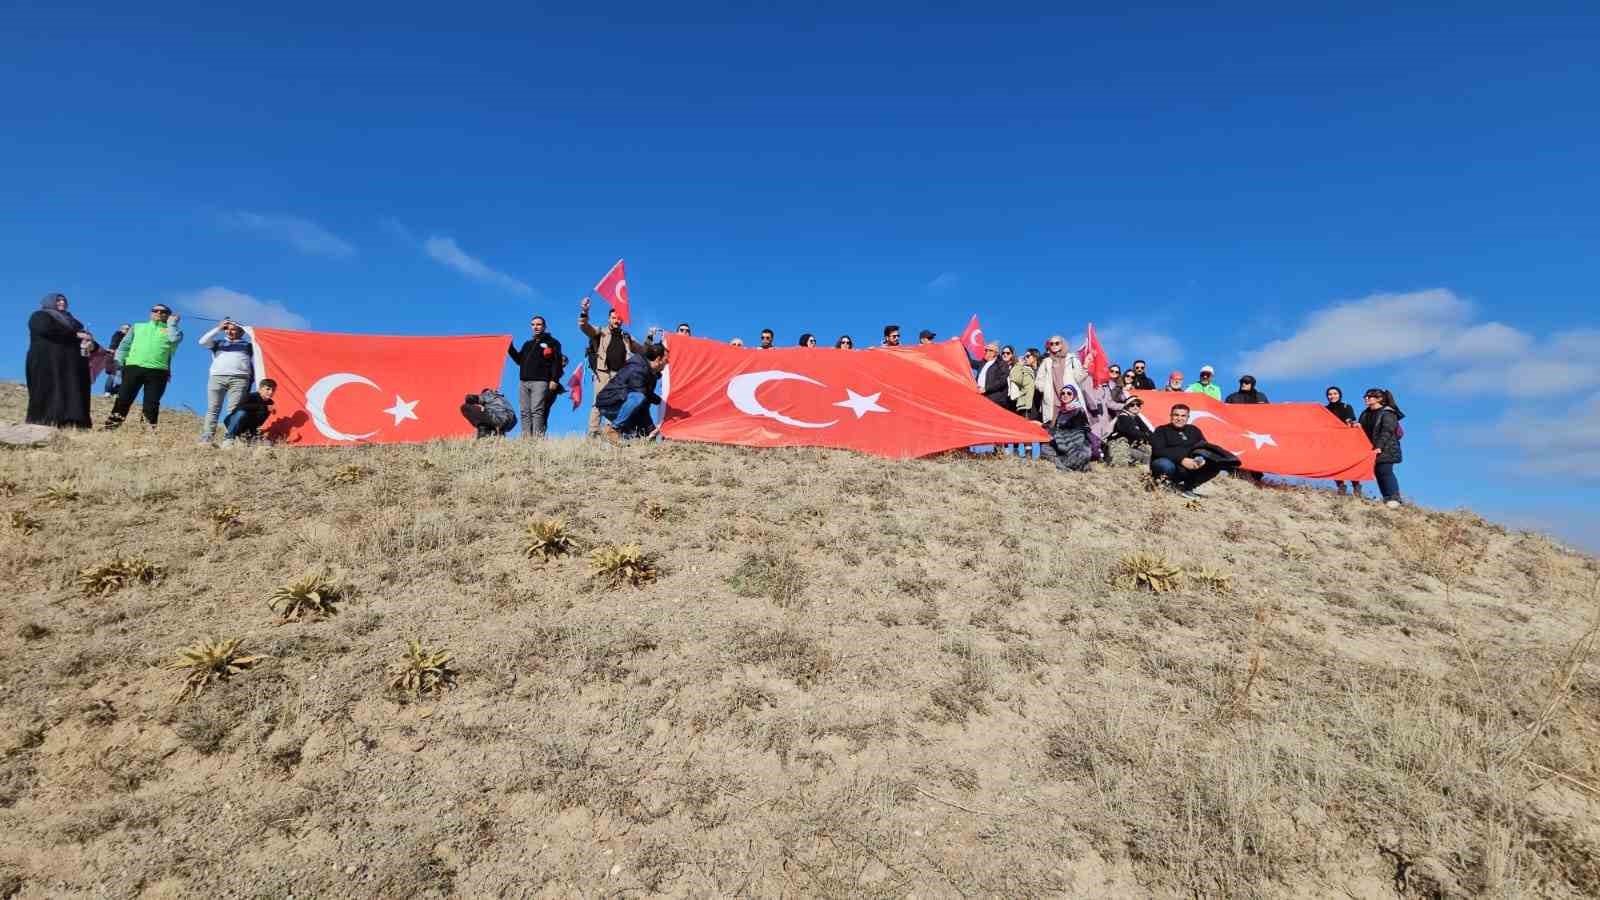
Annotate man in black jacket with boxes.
[1130,359,1156,390]
[973,342,1012,409]
[1225,375,1269,404]
[1148,403,1225,497]
[507,315,564,438]
[595,343,668,442]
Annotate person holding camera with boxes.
[460,387,516,438]
[507,314,565,438]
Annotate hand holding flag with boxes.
[959,314,986,359]
[594,259,630,324]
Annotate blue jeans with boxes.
[224,408,267,439]
[1373,462,1401,502]
[602,392,653,436]
[1151,456,1221,491]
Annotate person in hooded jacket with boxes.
[1359,388,1405,507]
[27,293,99,428]
[595,343,669,442]
[1324,386,1362,496]
[1225,375,1268,404]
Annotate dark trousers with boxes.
[1151,456,1223,491]
[460,403,514,437]
[107,365,170,427]
[1373,462,1401,501]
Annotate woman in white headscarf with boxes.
[27,292,97,428]
[1033,334,1092,423]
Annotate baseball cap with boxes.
[918,329,936,340]
[1200,365,1215,375]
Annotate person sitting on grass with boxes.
[460,387,516,438]
[1104,394,1153,467]
[1043,385,1093,471]
[1148,402,1237,498]
[595,342,668,443]
[219,379,276,447]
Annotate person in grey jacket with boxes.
[197,319,254,443]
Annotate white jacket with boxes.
[1035,352,1092,422]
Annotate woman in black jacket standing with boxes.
[1358,388,1405,508]
[1325,386,1361,496]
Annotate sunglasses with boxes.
[1048,340,1063,347]
[151,308,171,314]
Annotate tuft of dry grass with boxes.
[329,464,368,485]
[387,639,457,696]
[39,481,79,506]
[729,550,806,609]
[9,510,41,534]
[589,543,659,588]
[1192,566,1233,595]
[267,572,344,623]
[209,503,244,536]
[1109,552,1184,593]
[168,637,265,701]
[523,517,577,561]
[77,556,165,596]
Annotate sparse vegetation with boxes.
[329,464,368,485]
[729,550,806,608]
[1192,566,1233,595]
[40,481,78,506]
[8,510,40,534]
[168,637,265,701]
[523,517,577,561]
[267,572,343,623]
[1109,552,1184,593]
[589,543,659,587]
[387,639,457,696]
[209,503,244,535]
[77,556,165,596]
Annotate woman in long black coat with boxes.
[27,293,98,428]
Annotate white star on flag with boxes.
[1241,431,1276,449]
[833,389,889,419]
[383,395,420,426]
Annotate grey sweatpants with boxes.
[519,380,555,437]
[202,374,250,437]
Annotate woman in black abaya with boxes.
[27,292,98,428]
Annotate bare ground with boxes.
[1,381,1597,898]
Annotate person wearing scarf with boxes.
[1324,386,1362,496]
[26,293,97,428]
[1043,384,1094,471]
[1034,334,1092,423]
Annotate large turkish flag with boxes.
[252,328,510,446]
[660,336,1048,458]
[1134,391,1376,481]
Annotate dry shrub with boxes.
[1221,519,1248,543]
[268,572,343,623]
[1109,552,1184,593]
[78,556,165,596]
[9,510,41,534]
[524,517,577,561]
[590,544,659,588]
[729,550,807,609]
[730,624,833,687]
[40,482,79,506]
[388,639,457,696]
[1193,567,1233,595]
[169,637,265,701]
[329,464,368,485]
[209,504,244,536]
[15,622,51,641]
[1391,516,1485,586]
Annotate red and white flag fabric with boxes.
[593,259,630,324]
[252,328,509,446]
[1133,391,1376,481]
[567,363,585,410]
[959,314,986,360]
[1078,323,1111,387]
[660,335,1047,458]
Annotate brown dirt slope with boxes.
[1,381,1597,898]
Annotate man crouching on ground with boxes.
[1148,402,1226,498]
[596,343,668,443]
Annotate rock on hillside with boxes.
[1,382,1597,897]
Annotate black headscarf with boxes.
[39,293,84,332]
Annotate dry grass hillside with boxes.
[2,381,1598,899]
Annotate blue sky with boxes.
[4,3,1598,546]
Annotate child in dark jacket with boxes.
[221,379,276,446]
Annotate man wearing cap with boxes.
[1187,366,1223,401]
[917,329,936,344]
[1225,375,1269,404]
[1104,394,1153,467]
[1161,370,1186,392]
[104,303,183,430]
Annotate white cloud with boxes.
[221,211,355,259]
[1096,323,1182,366]
[1236,289,1471,378]
[422,235,533,296]
[926,272,959,294]
[176,286,309,329]
[1472,391,1600,480]
[1435,322,1531,361]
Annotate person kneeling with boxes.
[220,379,276,447]
[1043,385,1093,472]
[461,388,516,438]
[1104,394,1152,467]
[595,343,668,443]
[1148,403,1238,498]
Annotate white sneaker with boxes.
[220,438,237,449]
[1385,500,1401,509]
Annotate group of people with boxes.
[23,292,1407,506]
[25,294,278,446]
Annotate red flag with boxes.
[1133,391,1376,481]
[1078,323,1111,387]
[660,335,1047,458]
[593,259,630,324]
[568,363,585,410]
[253,328,509,446]
[959,314,986,360]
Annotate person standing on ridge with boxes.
[578,295,643,437]
[1225,375,1268,404]
[1035,335,1091,422]
[104,303,182,430]
[1129,360,1156,390]
[508,314,564,438]
[1359,388,1405,508]
[196,318,254,444]
[1187,365,1222,401]
[26,292,98,429]
[1324,386,1362,496]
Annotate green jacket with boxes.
[117,321,183,371]
[1185,381,1221,401]
[1009,363,1037,411]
